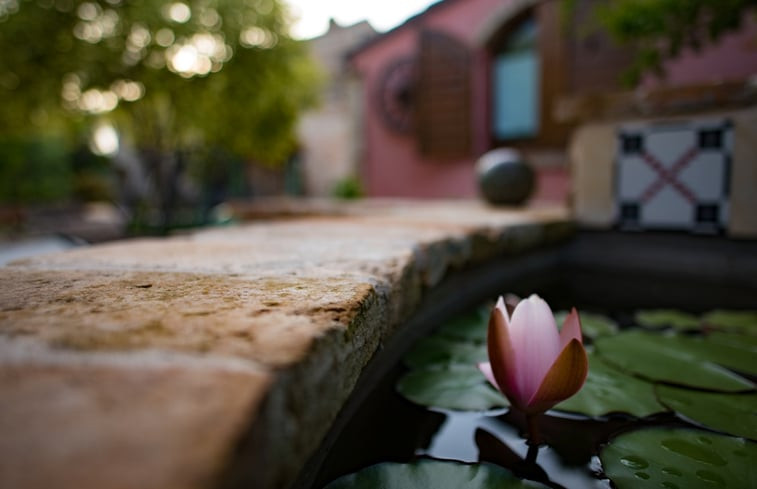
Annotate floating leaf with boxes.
[437,306,490,342]
[555,311,618,339]
[656,385,757,440]
[595,331,754,391]
[600,428,757,489]
[404,336,487,369]
[396,365,507,411]
[702,310,757,334]
[554,352,664,417]
[669,333,757,378]
[705,330,757,349]
[324,459,548,489]
[635,309,700,330]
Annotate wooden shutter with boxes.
[416,30,472,158]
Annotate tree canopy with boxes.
[566,0,757,85]
[0,0,320,164]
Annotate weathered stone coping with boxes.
[0,200,572,489]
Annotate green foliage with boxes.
[555,351,665,417]
[595,330,755,392]
[601,428,757,489]
[331,176,364,200]
[634,309,700,330]
[397,365,508,411]
[0,0,320,164]
[578,0,757,86]
[656,385,757,439]
[0,138,73,203]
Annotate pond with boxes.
[301,233,757,489]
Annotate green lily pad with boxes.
[635,309,700,330]
[437,306,490,342]
[396,364,508,411]
[554,352,665,417]
[594,331,754,392]
[600,427,757,489]
[656,385,757,440]
[705,330,757,349]
[324,459,548,489]
[555,311,618,339]
[702,310,757,334]
[668,333,757,378]
[404,336,488,369]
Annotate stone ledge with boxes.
[0,200,572,489]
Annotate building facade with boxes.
[349,0,757,204]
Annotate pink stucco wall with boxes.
[643,16,757,89]
[352,0,757,202]
[352,0,504,200]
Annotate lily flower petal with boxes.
[526,338,588,414]
[481,294,588,417]
[559,307,583,348]
[507,295,561,402]
[487,300,520,405]
[477,362,500,391]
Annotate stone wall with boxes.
[0,200,572,489]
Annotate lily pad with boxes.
[702,310,757,334]
[554,352,665,417]
[600,427,757,489]
[555,311,618,339]
[324,459,547,489]
[705,330,757,349]
[437,306,490,342]
[594,331,754,392]
[668,333,757,378]
[396,364,508,411]
[404,336,488,369]
[635,309,700,330]
[656,384,757,440]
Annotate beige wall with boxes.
[569,106,757,238]
[297,21,376,196]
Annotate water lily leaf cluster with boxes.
[384,304,757,489]
[397,365,507,412]
[555,351,663,417]
[594,330,755,392]
[397,305,757,424]
[635,308,757,334]
[635,309,700,330]
[397,306,507,411]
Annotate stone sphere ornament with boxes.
[476,148,535,206]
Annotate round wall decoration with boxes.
[374,55,418,134]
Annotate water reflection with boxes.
[418,407,615,489]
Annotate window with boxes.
[492,17,539,140]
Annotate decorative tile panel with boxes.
[616,120,731,233]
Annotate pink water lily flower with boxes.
[478,294,588,416]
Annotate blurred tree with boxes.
[0,138,72,204]
[565,0,757,86]
[0,0,320,228]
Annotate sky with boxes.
[284,0,441,39]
